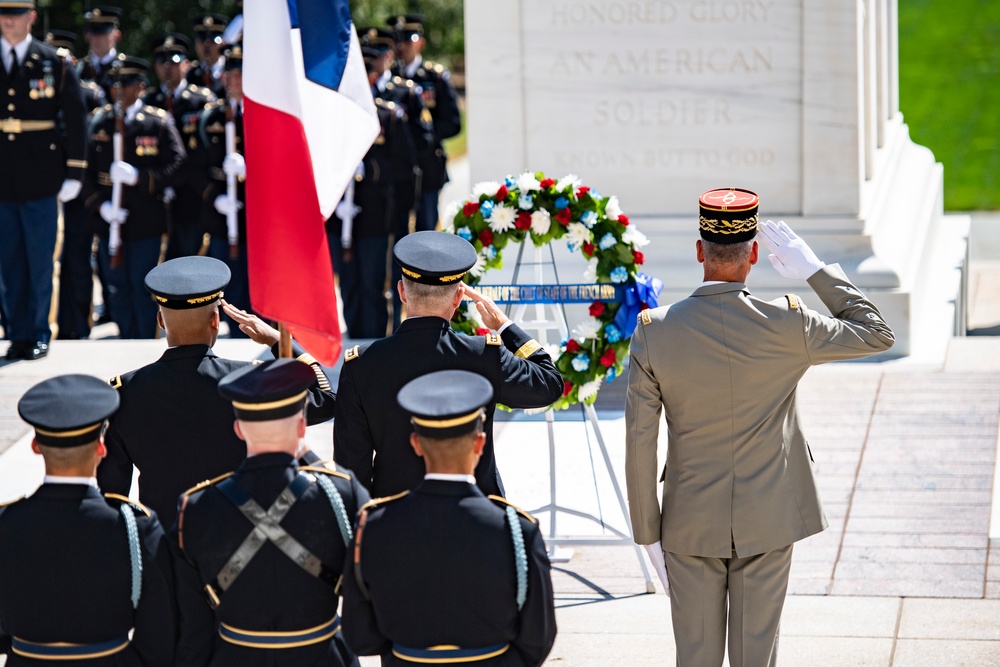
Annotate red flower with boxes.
[632,250,645,265]
[495,184,509,201]
[600,347,617,367]
[566,339,581,353]
[540,178,556,189]
[463,201,480,216]
[475,327,491,335]
[582,242,595,257]
[589,301,605,317]
[563,380,574,397]
[618,214,630,226]
[577,186,590,198]
[515,211,532,230]
[556,208,572,225]
[479,229,494,246]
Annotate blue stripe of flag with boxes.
[287,0,353,91]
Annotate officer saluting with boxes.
[0,375,175,665]
[173,359,368,667]
[342,370,556,666]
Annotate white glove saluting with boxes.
[214,194,243,216]
[758,220,825,280]
[58,179,82,202]
[110,161,139,186]
[223,153,246,179]
[99,201,128,224]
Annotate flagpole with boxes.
[279,323,292,358]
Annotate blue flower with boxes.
[457,227,473,242]
[518,194,533,210]
[555,196,569,209]
[590,189,602,199]
[504,177,516,188]
[480,200,495,219]
[606,366,617,383]
[571,353,591,372]
[581,210,597,228]
[604,324,622,343]
[483,245,497,260]
[599,232,617,250]
[610,266,629,283]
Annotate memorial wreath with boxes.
[443,172,663,410]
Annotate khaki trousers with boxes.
[664,544,793,667]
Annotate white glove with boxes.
[335,199,361,222]
[643,541,670,596]
[214,194,243,216]
[110,161,139,186]
[758,219,826,280]
[58,179,82,202]
[99,201,128,224]
[162,186,176,204]
[223,153,246,179]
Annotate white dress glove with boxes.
[99,201,128,224]
[162,186,176,204]
[335,199,361,222]
[223,153,246,179]
[643,541,670,596]
[110,161,139,186]
[58,179,82,202]
[758,219,826,280]
[214,194,243,216]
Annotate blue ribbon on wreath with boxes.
[614,272,663,338]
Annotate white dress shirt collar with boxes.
[43,475,98,487]
[1,34,32,71]
[424,473,476,484]
[404,55,422,79]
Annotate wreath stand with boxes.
[504,243,654,593]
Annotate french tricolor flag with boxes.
[243,0,378,364]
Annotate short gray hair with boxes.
[701,239,754,266]
[401,278,461,308]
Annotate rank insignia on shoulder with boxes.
[345,345,361,362]
[640,309,652,326]
[109,374,123,389]
[484,333,501,346]
[488,495,538,524]
[104,493,152,518]
[786,294,799,310]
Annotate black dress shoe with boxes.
[4,342,27,360]
[24,342,49,360]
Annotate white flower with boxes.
[440,200,460,233]
[516,172,541,192]
[469,253,488,279]
[577,379,603,402]
[605,196,623,221]
[466,303,479,319]
[573,317,602,340]
[556,174,581,193]
[583,258,599,282]
[565,222,592,249]
[518,194,534,210]
[530,209,551,236]
[622,226,650,247]
[542,343,562,360]
[473,181,501,198]
[487,204,516,233]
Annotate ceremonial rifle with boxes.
[108,58,125,269]
[224,101,240,259]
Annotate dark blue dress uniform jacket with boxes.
[0,39,87,202]
[172,453,370,667]
[0,485,175,666]
[97,343,336,528]
[341,480,556,666]
[188,100,244,241]
[333,318,563,497]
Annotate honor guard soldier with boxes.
[0,0,88,360]
[186,14,229,99]
[77,5,122,102]
[333,231,562,497]
[97,256,337,528]
[172,359,368,667]
[388,14,462,232]
[0,374,175,666]
[144,32,215,260]
[189,44,252,337]
[80,54,185,339]
[342,370,556,666]
[327,45,417,339]
[46,29,106,110]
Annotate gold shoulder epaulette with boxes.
[360,490,409,512]
[484,333,501,346]
[109,374,123,389]
[786,294,799,310]
[301,465,352,481]
[181,472,234,497]
[0,496,25,509]
[104,493,152,518]
[488,495,538,524]
[297,352,318,365]
[640,309,652,326]
[344,345,361,362]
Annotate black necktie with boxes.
[8,49,18,80]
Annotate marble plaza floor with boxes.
[1,214,999,665]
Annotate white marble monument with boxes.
[463,0,969,357]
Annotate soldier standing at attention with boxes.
[173,359,368,667]
[144,32,215,260]
[97,256,336,529]
[0,374,175,665]
[186,14,229,99]
[0,0,87,360]
[77,5,122,102]
[333,231,562,498]
[342,370,556,666]
[388,14,461,232]
[80,54,185,339]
